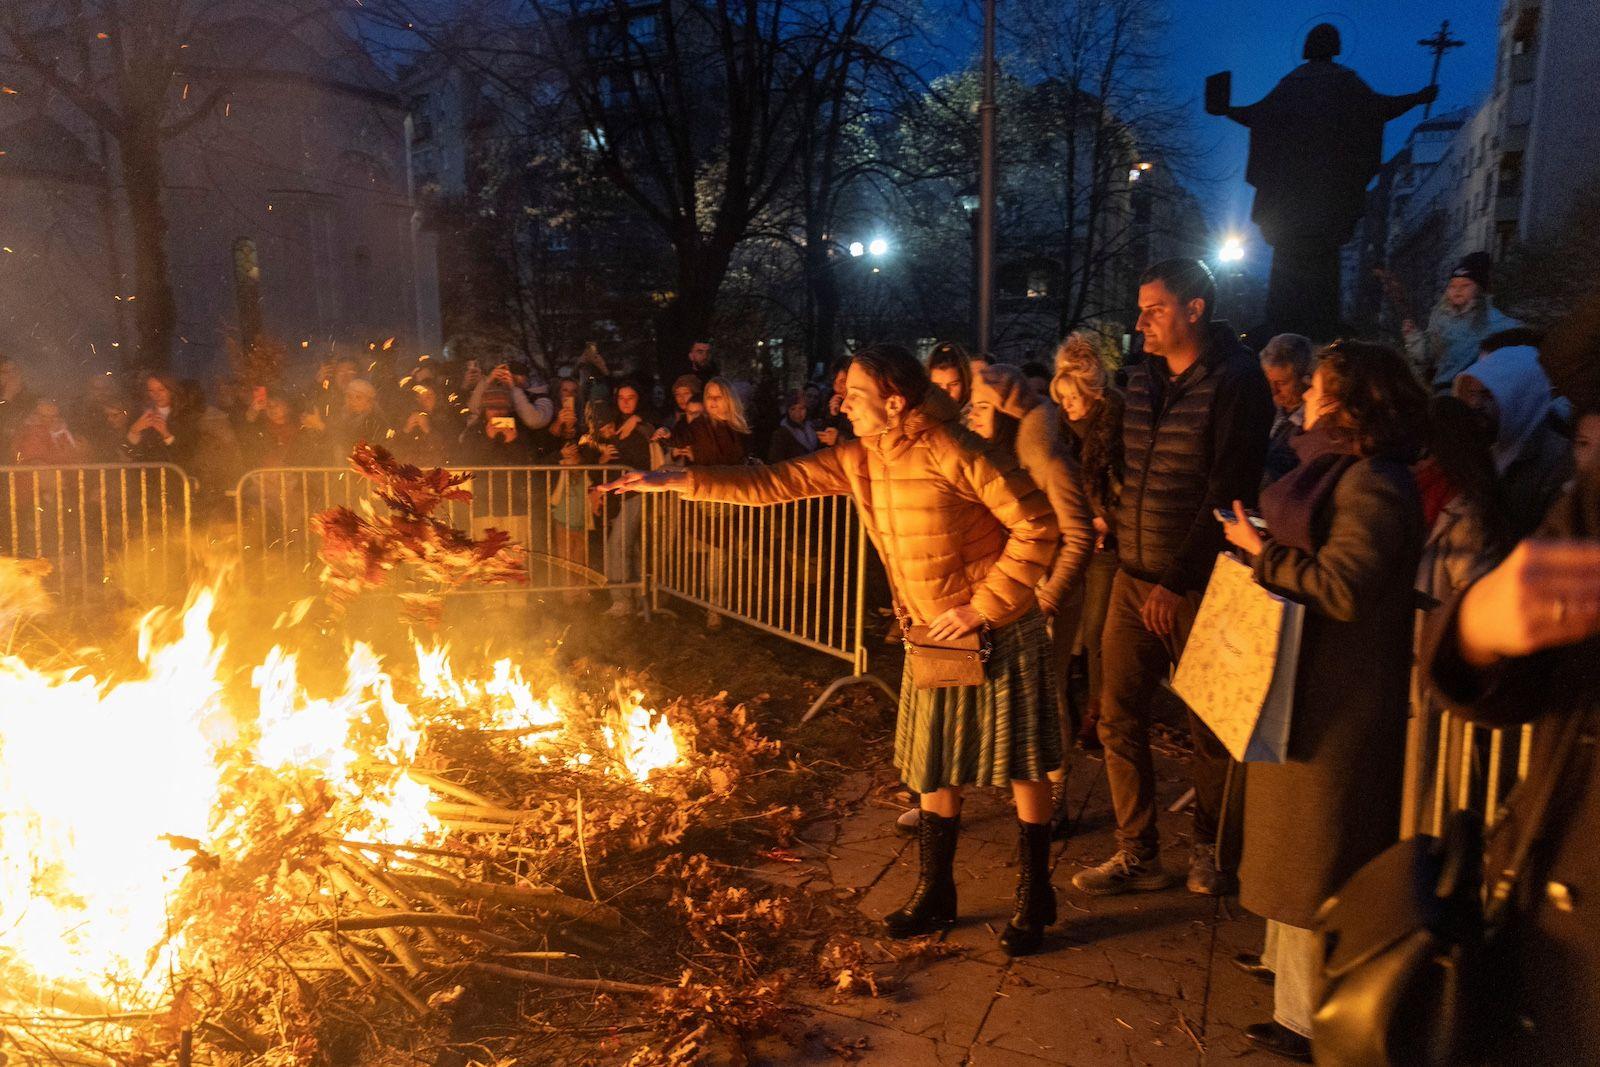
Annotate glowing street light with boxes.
[867,237,889,257]
[1218,235,1246,264]
[848,241,865,257]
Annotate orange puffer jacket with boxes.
[682,391,1059,627]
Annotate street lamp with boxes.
[867,237,889,257]
[976,0,996,357]
[1218,234,1246,263]
[959,188,981,347]
[848,241,866,258]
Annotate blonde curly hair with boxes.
[1050,330,1118,408]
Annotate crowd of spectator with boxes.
[602,251,1595,1064]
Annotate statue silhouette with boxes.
[1207,24,1437,341]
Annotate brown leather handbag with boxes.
[904,624,990,688]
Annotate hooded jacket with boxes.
[681,390,1058,626]
[1456,347,1574,540]
[969,364,1094,613]
[1409,298,1521,390]
[1117,321,1275,593]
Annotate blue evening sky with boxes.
[1161,0,1502,261]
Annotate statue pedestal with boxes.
[1265,239,1343,342]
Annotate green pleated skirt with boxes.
[893,607,1062,793]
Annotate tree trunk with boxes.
[803,233,839,376]
[118,118,178,371]
[657,242,730,377]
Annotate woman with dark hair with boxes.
[927,341,974,410]
[593,382,655,616]
[602,344,1064,955]
[125,373,199,466]
[1218,340,1428,1061]
[969,362,1096,832]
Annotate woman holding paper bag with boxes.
[1217,340,1427,1062]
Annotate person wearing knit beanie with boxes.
[1405,251,1523,391]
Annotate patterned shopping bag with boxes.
[1172,553,1304,763]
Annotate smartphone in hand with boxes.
[1213,507,1268,531]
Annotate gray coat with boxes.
[1238,458,1424,928]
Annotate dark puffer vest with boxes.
[1116,322,1274,594]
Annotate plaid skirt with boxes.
[893,607,1061,793]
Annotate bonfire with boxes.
[0,449,804,1066]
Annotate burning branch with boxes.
[313,444,527,624]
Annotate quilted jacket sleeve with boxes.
[938,435,1060,624]
[683,442,853,505]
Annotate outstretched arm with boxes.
[1378,84,1439,121]
[603,443,854,505]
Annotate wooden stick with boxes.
[401,767,505,809]
[427,801,525,823]
[324,865,427,976]
[311,930,368,987]
[340,934,430,1015]
[335,837,501,863]
[436,818,527,835]
[464,961,661,996]
[494,951,579,961]
[308,913,486,933]
[332,849,447,956]
[393,874,622,930]
[576,787,601,903]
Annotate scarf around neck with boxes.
[1258,425,1360,553]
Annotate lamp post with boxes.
[959,190,980,348]
[976,0,996,357]
[1217,233,1246,320]
[846,234,892,339]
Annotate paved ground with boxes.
[748,739,1279,1066]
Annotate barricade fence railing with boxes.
[233,465,644,598]
[0,463,192,606]
[1402,606,1533,840]
[648,493,863,666]
[5,461,889,717]
[648,492,894,717]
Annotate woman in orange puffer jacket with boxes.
[603,344,1064,955]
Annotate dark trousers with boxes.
[1096,569,1231,853]
[1051,548,1120,750]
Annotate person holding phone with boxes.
[397,384,449,466]
[125,373,198,465]
[466,355,554,437]
[1217,341,1427,1061]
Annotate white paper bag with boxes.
[1172,553,1304,763]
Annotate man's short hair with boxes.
[1480,326,1545,355]
[1139,258,1217,322]
[1260,333,1315,377]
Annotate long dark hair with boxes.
[1425,394,1509,549]
[927,340,973,401]
[1314,340,1429,461]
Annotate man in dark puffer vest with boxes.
[1072,258,1274,897]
